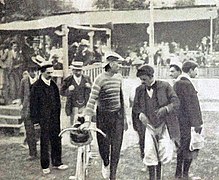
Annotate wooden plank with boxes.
[0,114,21,120]
[0,124,23,128]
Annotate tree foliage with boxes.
[175,0,195,6]
[94,0,149,10]
[0,0,78,23]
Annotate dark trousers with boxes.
[136,121,146,160]
[132,112,146,160]
[96,109,124,180]
[148,162,162,180]
[175,152,193,179]
[24,118,37,157]
[40,121,62,169]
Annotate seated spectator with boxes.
[51,54,63,70]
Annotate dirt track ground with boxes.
[0,111,219,180]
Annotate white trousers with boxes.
[143,124,174,166]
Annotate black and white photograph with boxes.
[0,0,219,179]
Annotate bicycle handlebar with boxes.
[59,127,106,138]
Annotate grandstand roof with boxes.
[0,5,217,31]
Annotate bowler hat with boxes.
[136,65,154,77]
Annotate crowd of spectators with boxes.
[119,37,212,68]
[0,35,104,104]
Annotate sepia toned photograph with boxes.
[0,0,219,179]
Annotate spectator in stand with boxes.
[32,37,45,64]
[68,42,79,65]
[0,42,10,104]
[60,61,91,126]
[75,39,93,66]
[21,36,35,71]
[19,61,40,160]
[51,54,63,70]
[30,62,68,174]
[154,49,163,66]
[5,41,23,103]
[92,45,103,64]
[173,61,203,179]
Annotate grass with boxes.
[0,111,219,180]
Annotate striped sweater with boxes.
[85,72,123,116]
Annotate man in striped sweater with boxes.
[84,53,128,180]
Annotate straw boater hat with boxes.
[70,61,83,70]
[80,39,90,46]
[38,61,53,71]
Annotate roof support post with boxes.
[88,31,94,52]
[149,0,154,66]
[106,29,111,50]
[62,24,69,78]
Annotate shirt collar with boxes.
[28,75,37,85]
[150,79,156,86]
[41,75,51,86]
[177,73,191,81]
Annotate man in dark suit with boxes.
[60,61,91,126]
[173,61,203,179]
[132,65,180,180]
[30,62,68,174]
[19,61,39,160]
[75,39,93,66]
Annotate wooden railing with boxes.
[1,64,219,101]
[53,64,219,85]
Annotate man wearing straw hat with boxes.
[60,61,91,126]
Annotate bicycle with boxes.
[59,121,106,180]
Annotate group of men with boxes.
[134,60,203,180]
[18,51,203,180]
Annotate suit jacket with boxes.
[30,76,61,129]
[75,49,93,66]
[173,76,203,128]
[60,74,91,116]
[19,76,31,119]
[132,80,180,143]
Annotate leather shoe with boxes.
[53,164,68,170]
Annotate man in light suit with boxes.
[173,61,203,179]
